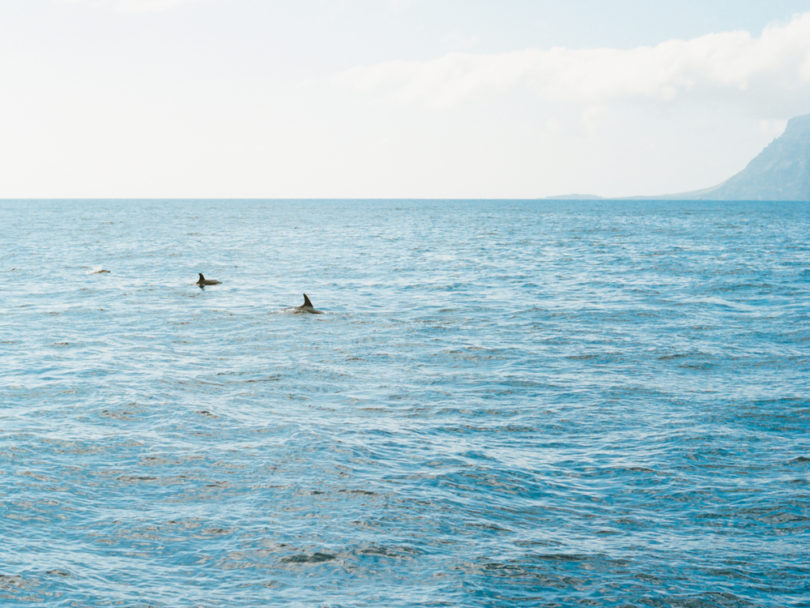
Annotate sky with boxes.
[2,0,810,198]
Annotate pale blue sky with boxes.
[2,0,810,197]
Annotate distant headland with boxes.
[550,113,810,201]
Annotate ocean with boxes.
[1,199,808,607]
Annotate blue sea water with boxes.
[1,199,808,607]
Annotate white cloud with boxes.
[335,12,810,117]
[60,0,202,13]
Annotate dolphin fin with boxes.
[302,293,313,308]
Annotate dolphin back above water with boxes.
[196,273,221,287]
[293,293,322,314]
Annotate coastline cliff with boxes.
[681,113,810,201]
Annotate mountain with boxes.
[547,113,810,201]
[681,113,810,201]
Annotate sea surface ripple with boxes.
[1,199,809,607]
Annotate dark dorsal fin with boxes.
[199,273,205,280]
[302,293,313,308]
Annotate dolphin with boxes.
[293,293,322,314]
[196,272,221,287]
